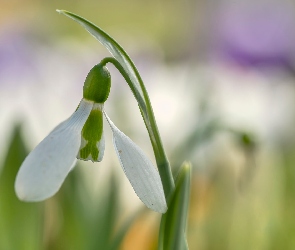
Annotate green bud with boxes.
[83,63,111,103]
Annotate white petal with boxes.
[15,99,93,201]
[104,112,167,213]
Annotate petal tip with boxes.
[153,204,168,214]
[14,182,34,202]
[14,184,26,201]
[147,198,168,214]
[14,178,44,202]
[161,205,168,214]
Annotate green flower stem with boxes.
[100,57,175,199]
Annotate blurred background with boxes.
[1,0,295,249]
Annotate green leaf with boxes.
[158,162,191,250]
[56,9,174,199]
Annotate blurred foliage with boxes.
[0,0,202,60]
[0,124,142,250]
[0,124,42,250]
[2,101,295,250]
[43,166,121,250]
[1,2,295,248]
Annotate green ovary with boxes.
[79,109,103,161]
[83,64,111,103]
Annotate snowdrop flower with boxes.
[15,63,167,213]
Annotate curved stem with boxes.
[100,57,175,199]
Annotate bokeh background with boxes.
[1,0,295,249]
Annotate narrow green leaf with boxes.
[56,9,174,198]
[158,162,191,250]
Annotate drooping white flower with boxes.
[15,64,167,214]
